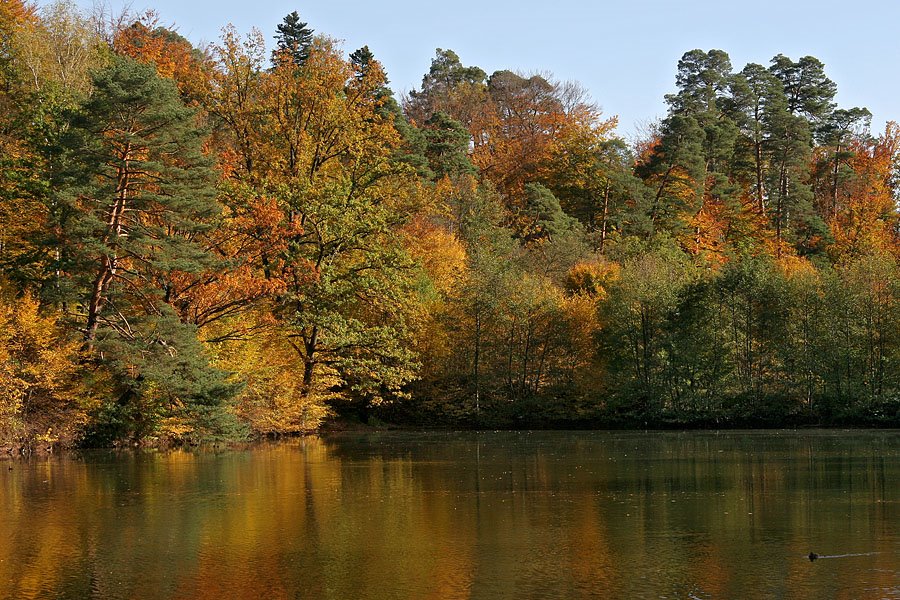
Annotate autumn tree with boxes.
[206,28,423,421]
[0,282,86,446]
[2,5,899,441]
[403,48,488,126]
[824,123,900,259]
[813,107,872,222]
[0,0,34,88]
[544,125,637,252]
[13,0,104,99]
[113,12,211,102]
[206,25,269,183]
[0,2,108,297]
[271,39,421,409]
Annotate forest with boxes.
[0,1,898,448]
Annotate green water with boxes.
[1,431,898,599]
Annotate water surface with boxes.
[1,430,898,599]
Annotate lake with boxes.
[1,431,898,599]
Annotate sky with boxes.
[67,0,900,138]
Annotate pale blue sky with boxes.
[68,0,899,137]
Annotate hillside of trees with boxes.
[1,2,898,447]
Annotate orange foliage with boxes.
[688,192,783,266]
[828,122,900,260]
[167,194,302,333]
[0,0,33,31]
[114,12,210,101]
[685,202,729,264]
[471,74,569,200]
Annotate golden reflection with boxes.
[0,432,897,600]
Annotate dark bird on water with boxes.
[808,552,818,562]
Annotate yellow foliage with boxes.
[403,217,468,298]
[564,260,620,299]
[561,292,603,390]
[0,310,25,437]
[12,0,106,97]
[776,254,817,279]
[210,318,332,435]
[0,287,86,445]
[401,215,471,377]
[262,36,399,184]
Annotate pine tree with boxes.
[728,63,782,212]
[273,11,313,66]
[52,56,237,441]
[404,48,487,124]
[349,45,376,80]
[54,56,219,347]
[423,111,476,179]
[762,60,829,255]
[769,55,836,125]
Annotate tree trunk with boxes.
[755,139,765,214]
[473,308,481,416]
[831,145,841,219]
[599,179,611,253]
[302,326,318,395]
[84,160,130,351]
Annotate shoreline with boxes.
[4,423,899,455]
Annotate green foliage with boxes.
[53,55,218,284]
[769,54,836,122]
[817,254,900,419]
[598,239,694,415]
[637,113,706,234]
[519,183,582,244]
[413,48,486,98]
[87,307,243,443]
[404,48,487,123]
[423,111,476,179]
[273,11,313,66]
[48,55,237,443]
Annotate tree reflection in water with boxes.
[0,431,898,599]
